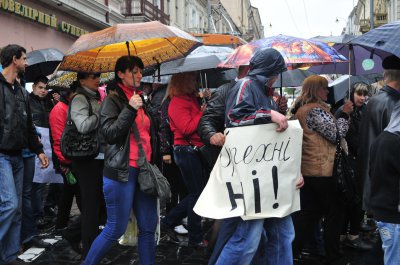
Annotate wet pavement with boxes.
[27,226,383,265]
[27,203,383,265]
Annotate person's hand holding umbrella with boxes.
[129,94,143,110]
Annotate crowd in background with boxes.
[1,43,400,265]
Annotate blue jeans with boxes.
[84,167,158,265]
[21,156,38,244]
[255,216,294,265]
[163,146,206,243]
[216,216,294,265]
[376,221,400,265]
[0,153,24,264]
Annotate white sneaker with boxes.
[174,225,188,235]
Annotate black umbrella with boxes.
[328,74,383,103]
[272,69,313,88]
[25,48,64,82]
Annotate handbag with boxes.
[132,121,171,202]
[61,94,100,160]
[197,145,221,173]
[333,134,360,204]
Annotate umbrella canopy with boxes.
[25,48,64,82]
[328,74,382,103]
[58,21,202,73]
[310,34,356,45]
[159,46,233,75]
[350,21,400,58]
[141,75,171,84]
[308,43,384,75]
[218,34,347,69]
[48,71,115,88]
[272,69,314,88]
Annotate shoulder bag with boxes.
[333,132,359,204]
[132,120,171,202]
[61,94,100,160]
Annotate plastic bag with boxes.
[119,211,138,246]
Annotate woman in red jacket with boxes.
[49,90,81,232]
[161,72,208,247]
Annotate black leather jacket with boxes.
[197,81,233,145]
[0,73,43,155]
[100,82,158,182]
[28,93,53,128]
[358,85,400,210]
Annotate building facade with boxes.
[345,0,400,35]
[0,0,261,53]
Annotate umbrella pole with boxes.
[278,72,283,108]
[348,44,352,100]
[199,72,204,89]
[125,41,137,89]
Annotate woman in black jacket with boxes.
[84,56,158,265]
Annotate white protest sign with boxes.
[33,127,63,184]
[194,120,303,220]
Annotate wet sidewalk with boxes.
[26,202,383,265]
[27,228,383,265]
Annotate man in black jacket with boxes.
[0,44,49,265]
[29,76,53,128]
[359,55,400,211]
[369,102,400,265]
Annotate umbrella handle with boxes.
[126,41,131,57]
[153,57,161,82]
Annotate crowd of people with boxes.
[0,42,400,265]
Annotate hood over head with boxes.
[247,48,287,85]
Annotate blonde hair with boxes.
[295,75,329,108]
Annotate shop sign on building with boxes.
[0,0,89,37]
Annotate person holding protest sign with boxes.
[292,75,353,264]
[212,48,294,265]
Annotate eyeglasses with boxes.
[90,73,101,79]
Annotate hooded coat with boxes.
[225,48,287,128]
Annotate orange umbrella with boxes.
[59,21,202,73]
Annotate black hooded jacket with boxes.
[0,73,43,155]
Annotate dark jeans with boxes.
[73,159,106,257]
[55,170,81,229]
[293,176,345,262]
[31,182,63,220]
[342,157,364,236]
[31,182,45,220]
[161,158,187,213]
[84,167,158,265]
[21,156,38,243]
[163,145,207,243]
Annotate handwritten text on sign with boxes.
[194,121,303,220]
